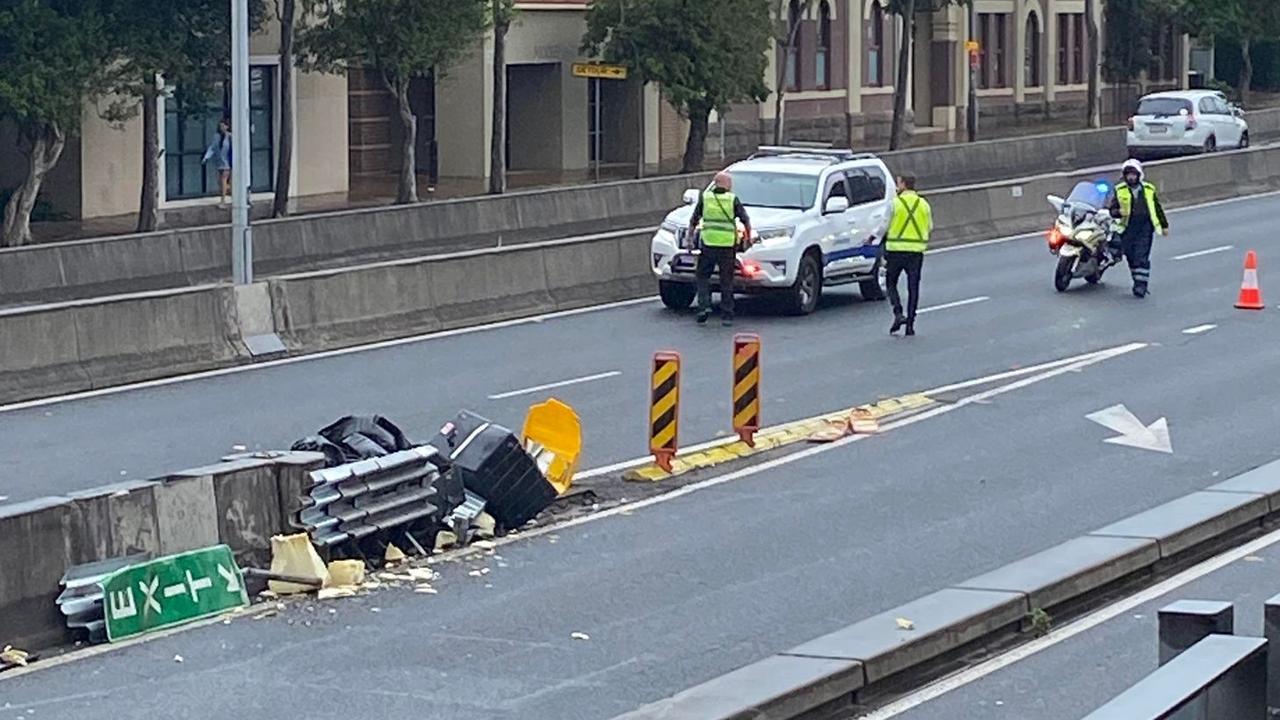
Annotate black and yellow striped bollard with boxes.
[649,351,681,472]
[732,333,761,446]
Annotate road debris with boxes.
[570,632,591,641]
[0,646,30,668]
[266,533,329,595]
[414,586,439,595]
[173,654,184,663]
[434,531,459,552]
[326,560,366,588]
[317,587,357,601]
[895,617,915,631]
[384,544,407,563]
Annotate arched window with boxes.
[867,1,885,87]
[785,0,802,91]
[817,1,832,89]
[1024,13,1041,87]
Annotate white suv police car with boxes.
[651,146,896,315]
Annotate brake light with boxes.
[741,259,762,277]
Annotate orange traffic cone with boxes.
[1235,251,1264,310]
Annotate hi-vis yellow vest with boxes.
[700,190,738,247]
[1115,182,1164,233]
[885,191,931,253]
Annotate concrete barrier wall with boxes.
[1,145,1276,406]
[18,115,1273,308]
[0,452,325,651]
[0,285,245,403]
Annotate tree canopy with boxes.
[583,0,771,171]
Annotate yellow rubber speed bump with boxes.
[732,334,762,446]
[649,351,681,472]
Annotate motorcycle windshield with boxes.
[1064,180,1113,211]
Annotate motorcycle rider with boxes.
[1107,159,1169,298]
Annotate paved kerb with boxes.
[101,544,249,642]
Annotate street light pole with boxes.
[966,1,978,142]
[231,0,253,285]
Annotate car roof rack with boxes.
[748,145,878,163]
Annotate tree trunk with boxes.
[391,76,418,204]
[137,84,161,232]
[489,12,509,194]
[1084,0,1101,128]
[682,99,712,174]
[889,0,914,151]
[1241,39,1253,105]
[772,11,803,145]
[1,122,66,248]
[272,0,296,217]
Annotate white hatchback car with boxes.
[650,147,896,315]
[1127,90,1249,159]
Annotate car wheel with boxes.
[1240,131,1250,149]
[785,253,822,315]
[1204,135,1217,153]
[860,254,886,301]
[658,281,696,311]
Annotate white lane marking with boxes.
[0,297,657,415]
[487,371,621,400]
[917,296,989,314]
[1182,324,1217,335]
[1085,404,1173,454]
[9,188,1275,416]
[579,344,1139,480]
[0,343,1148,678]
[1173,245,1233,260]
[861,524,1280,719]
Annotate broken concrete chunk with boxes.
[325,560,366,588]
[268,533,329,595]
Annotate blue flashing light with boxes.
[1095,181,1111,194]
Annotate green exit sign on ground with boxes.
[101,544,250,642]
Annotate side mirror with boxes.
[1047,195,1064,213]
[824,196,850,214]
[682,189,699,205]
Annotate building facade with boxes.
[0,0,1190,225]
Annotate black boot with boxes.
[890,314,906,334]
[1132,284,1148,298]
[905,320,916,336]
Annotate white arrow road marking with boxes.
[187,570,213,601]
[139,577,161,613]
[1086,403,1173,454]
[217,564,240,593]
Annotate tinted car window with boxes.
[826,178,848,201]
[845,169,884,205]
[1137,97,1193,117]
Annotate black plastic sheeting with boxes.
[292,415,416,467]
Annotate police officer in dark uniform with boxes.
[1108,159,1170,298]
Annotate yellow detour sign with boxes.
[649,351,681,472]
[732,334,762,446]
[572,62,628,80]
[521,399,582,495]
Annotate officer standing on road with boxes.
[1108,159,1169,298]
[689,171,752,327]
[884,173,932,336]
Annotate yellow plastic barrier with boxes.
[521,399,582,495]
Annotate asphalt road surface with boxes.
[880,533,1280,720]
[1,192,1279,720]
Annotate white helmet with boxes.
[1121,158,1144,179]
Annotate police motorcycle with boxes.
[1045,180,1121,292]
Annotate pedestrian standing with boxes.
[884,173,932,336]
[1107,159,1169,298]
[202,118,233,206]
[689,171,752,327]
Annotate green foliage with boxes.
[0,0,113,132]
[1169,0,1280,45]
[582,0,772,118]
[297,0,489,87]
[1102,0,1157,83]
[1029,608,1053,638]
[96,0,269,121]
